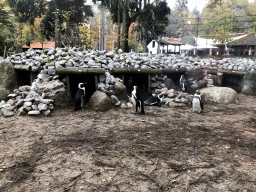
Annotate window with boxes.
[152,41,155,48]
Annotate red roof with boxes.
[22,41,55,49]
[166,40,184,45]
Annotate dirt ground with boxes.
[0,93,256,192]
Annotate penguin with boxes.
[192,90,204,113]
[74,82,87,111]
[180,75,188,91]
[131,86,145,114]
[144,94,164,107]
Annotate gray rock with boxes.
[242,71,256,95]
[17,107,26,116]
[42,109,51,116]
[1,108,15,117]
[38,103,48,111]
[114,81,128,101]
[32,105,38,111]
[110,95,121,106]
[89,91,112,111]
[40,99,53,104]
[48,104,54,110]
[201,87,238,103]
[151,81,162,88]
[28,110,41,116]
[120,102,128,109]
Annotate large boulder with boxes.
[242,71,256,95]
[113,80,128,101]
[0,60,17,100]
[201,87,238,103]
[163,78,176,89]
[89,91,112,111]
[0,87,11,101]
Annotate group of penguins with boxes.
[73,75,204,114]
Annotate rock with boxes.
[19,85,31,92]
[0,60,17,93]
[151,81,162,88]
[24,101,32,108]
[51,89,70,107]
[166,89,175,98]
[177,103,187,107]
[186,67,204,81]
[17,107,26,116]
[40,99,54,104]
[212,73,223,86]
[120,102,128,109]
[163,78,176,89]
[242,71,256,95]
[0,87,10,101]
[28,110,41,116]
[89,91,112,111]
[1,108,15,117]
[127,102,133,108]
[113,81,128,101]
[38,103,48,111]
[110,95,121,106]
[42,109,51,116]
[48,104,54,110]
[201,87,238,103]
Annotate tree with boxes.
[95,0,170,52]
[41,0,93,47]
[0,0,15,56]
[165,0,189,38]
[201,0,253,43]
[7,0,45,25]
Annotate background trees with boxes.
[201,0,255,43]
[0,0,15,56]
[2,0,256,56]
[41,0,93,48]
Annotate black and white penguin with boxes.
[74,82,87,111]
[144,94,164,107]
[131,86,145,114]
[192,90,204,113]
[180,75,188,92]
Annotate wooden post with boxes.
[148,74,151,94]
[30,72,34,85]
[66,75,71,99]
[3,46,6,58]
[94,75,98,90]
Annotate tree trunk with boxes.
[157,36,161,54]
[54,0,61,48]
[117,0,121,49]
[121,2,130,53]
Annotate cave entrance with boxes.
[15,70,37,86]
[68,74,97,103]
[222,73,244,93]
[55,68,106,104]
[165,71,186,88]
[121,73,150,99]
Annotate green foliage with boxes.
[201,0,254,43]
[7,0,45,25]
[41,0,94,41]
[0,0,15,56]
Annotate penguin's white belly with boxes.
[192,97,201,113]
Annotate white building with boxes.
[147,38,184,54]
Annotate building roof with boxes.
[22,41,55,49]
[159,38,184,46]
[228,34,256,46]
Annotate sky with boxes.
[166,0,255,12]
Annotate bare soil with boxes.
[0,93,256,192]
